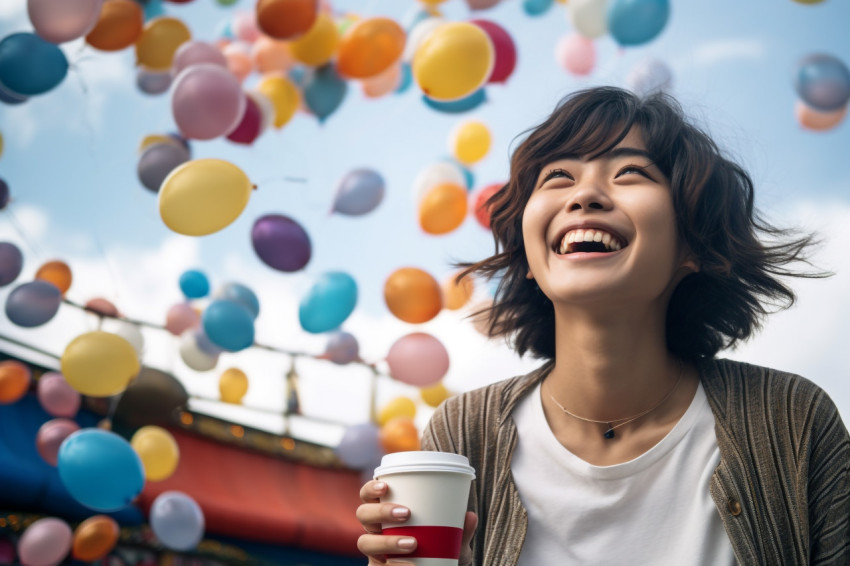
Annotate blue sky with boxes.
[1,0,849,442]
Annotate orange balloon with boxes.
[362,62,402,98]
[442,271,475,310]
[223,43,253,82]
[379,416,420,453]
[384,267,442,324]
[72,515,119,561]
[419,182,468,235]
[257,0,318,40]
[795,100,847,131]
[35,260,72,295]
[85,0,144,52]
[0,360,31,404]
[252,37,296,74]
[337,17,406,79]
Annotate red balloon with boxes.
[470,19,516,84]
[227,94,263,145]
[472,182,502,229]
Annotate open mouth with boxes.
[554,228,627,255]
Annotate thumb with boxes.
[459,511,478,565]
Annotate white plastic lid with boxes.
[374,451,476,479]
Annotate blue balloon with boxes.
[57,429,145,512]
[303,64,348,123]
[608,0,670,47]
[202,300,255,352]
[423,89,487,114]
[794,54,850,112]
[143,0,165,21]
[5,280,62,327]
[299,272,358,334]
[0,33,68,96]
[332,168,385,216]
[336,423,382,469]
[179,269,209,299]
[150,491,205,551]
[215,282,260,319]
[395,63,413,94]
[523,0,553,16]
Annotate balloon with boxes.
[469,20,515,84]
[450,120,491,166]
[445,158,474,190]
[386,332,449,387]
[384,267,442,324]
[37,418,80,466]
[378,396,416,427]
[136,68,172,94]
[567,0,608,39]
[0,360,31,404]
[131,426,180,481]
[179,329,219,372]
[256,0,318,40]
[136,17,192,71]
[555,33,596,76]
[202,300,255,352]
[0,83,28,104]
[442,271,475,310]
[336,18,406,79]
[303,63,348,121]
[335,423,382,469]
[411,161,466,203]
[379,416,420,453]
[17,518,72,566]
[608,0,670,47]
[299,271,358,333]
[171,64,246,140]
[252,37,295,74]
[419,182,468,235]
[0,33,68,96]
[257,74,300,128]
[150,491,205,551]
[467,0,501,8]
[0,241,23,286]
[420,381,451,407]
[232,11,260,43]
[251,214,312,272]
[795,99,847,131]
[5,280,63,327]
[423,88,487,113]
[101,318,145,359]
[171,41,227,77]
[332,168,385,216]
[523,0,554,16]
[248,90,276,132]
[403,16,444,64]
[222,42,253,82]
[219,367,249,403]
[323,331,359,364]
[158,159,253,236]
[37,372,81,417]
[179,269,209,299]
[72,515,119,562]
[626,57,673,97]
[61,331,140,397]
[84,297,119,317]
[215,282,260,319]
[0,538,13,563]
[144,0,165,20]
[34,260,71,294]
[224,94,261,145]
[137,142,190,192]
[361,62,402,98]
[794,54,850,112]
[396,62,413,93]
[412,22,494,101]
[472,181,502,229]
[28,0,103,44]
[85,0,144,51]
[139,133,179,153]
[290,12,339,66]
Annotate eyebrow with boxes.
[544,146,653,164]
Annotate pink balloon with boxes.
[165,302,200,336]
[18,517,72,566]
[171,64,247,140]
[222,42,254,83]
[386,332,449,387]
[37,372,81,418]
[84,297,120,318]
[227,93,262,144]
[555,34,596,76]
[233,11,261,43]
[28,0,103,44]
[36,418,80,466]
[172,41,228,77]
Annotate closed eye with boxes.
[539,167,574,186]
[615,165,654,180]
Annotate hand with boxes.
[356,479,479,565]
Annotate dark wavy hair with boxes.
[461,86,825,361]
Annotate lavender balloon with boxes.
[150,491,205,551]
[336,423,382,469]
[137,142,190,192]
[0,241,23,286]
[332,168,385,216]
[137,68,172,95]
[324,331,360,364]
[5,280,62,327]
[171,64,246,140]
[171,41,228,77]
[251,214,311,272]
[37,372,81,418]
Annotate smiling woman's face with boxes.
[521,127,689,310]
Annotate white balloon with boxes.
[102,319,145,360]
[411,161,467,204]
[179,330,219,372]
[567,0,609,39]
[247,90,275,134]
[403,17,445,63]
[626,58,673,97]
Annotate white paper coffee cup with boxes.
[374,451,476,566]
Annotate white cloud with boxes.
[683,39,766,68]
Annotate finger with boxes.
[461,511,478,546]
[360,479,388,503]
[357,533,417,559]
[356,502,411,528]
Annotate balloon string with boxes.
[252,175,309,188]
[2,205,45,262]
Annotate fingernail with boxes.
[398,537,416,549]
[391,507,409,519]
[373,481,386,491]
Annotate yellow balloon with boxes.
[61,331,140,397]
[420,382,451,407]
[378,396,417,427]
[413,22,494,102]
[158,159,253,236]
[135,17,191,71]
[290,13,339,66]
[219,367,249,404]
[131,426,179,481]
[138,134,179,154]
[257,75,300,128]
[450,120,491,166]
[0,131,4,160]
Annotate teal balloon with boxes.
[179,269,209,299]
[143,0,165,21]
[57,429,145,512]
[299,272,357,334]
[395,63,412,94]
[215,282,260,319]
[202,299,255,352]
[0,33,68,96]
[423,89,487,114]
[608,0,670,47]
[303,64,348,123]
[523,0,553,16]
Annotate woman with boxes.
[356,87,849,565]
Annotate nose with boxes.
[564,179,613,212]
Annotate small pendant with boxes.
[603,425,615,439]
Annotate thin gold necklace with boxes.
[545,361,684,440]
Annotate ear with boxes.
[680,256,699,273]
[526,269,534,280]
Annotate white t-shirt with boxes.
[511,380,736,566]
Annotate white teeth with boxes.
[558,228,624,254]
[568,232,576,244]
[593,231,603,242]
[602,233,611,245]
[583,231,594,242]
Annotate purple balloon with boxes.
[0,177,9,209]
[36,418,80,466]
[5,280,62,327]
[251,214,311,272]
[332,168,385,216]
[0,241,23,286]
[172,41,228,77]
[137,67,172,95]
[325,331,359,364]
[171,64,246,140]
[137,142,190,192]
[336,423,382,469]
[37,372,81,418]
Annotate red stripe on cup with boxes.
[385,525,464,559]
